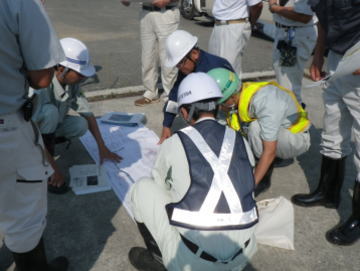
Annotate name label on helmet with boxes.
[179,90,192,100]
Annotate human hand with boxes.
[310,56,325,81]
[121,0,131,7]
[99,145,123,164]
[353,69,360,75]
[153,0,170,8]
[268,0,278,13]
[48,169,65,188]
[158,127,172,144]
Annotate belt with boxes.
[142,5,175,12]
[180,234,250,263]
[275,22,314,29]
[215,18,248,25]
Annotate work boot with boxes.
[12,238,69,271]
[291,156,346,209]
[326,180,360,245]
[128,247,166,271]
[254,162,274,197]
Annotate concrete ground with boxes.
[1,1,359,270]
[1,77,359,271]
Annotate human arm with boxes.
[45,149,65,187]
[27,68,54,89]
[310,23,326,81]
[84,115,123,164]
[254,140,277,185]
[269,0,313,24]
[249,2,263,26]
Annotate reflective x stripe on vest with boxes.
[167,126,258,230]
[227,81,310,134]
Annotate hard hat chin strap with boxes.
[59,67,69,80]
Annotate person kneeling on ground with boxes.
[129,72,259,271]
[31,37,122,194]
[208,68,311,196]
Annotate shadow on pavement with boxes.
[297,125,356,223]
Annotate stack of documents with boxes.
[69,164,111,195]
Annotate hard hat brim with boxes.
[79,64,96,77]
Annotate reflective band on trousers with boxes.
[228,81,310,134]
[171,126,258,228]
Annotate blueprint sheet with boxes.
[80,121,159,218]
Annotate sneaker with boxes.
[135,97,160,107]
[128,247,166,271]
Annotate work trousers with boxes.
[247,120,311,159]
[34,103,88,139]
[131,179,256,271]
[208,22,251,76]
[272,24,317,104]
[320,50,360,180]
[140,8,179,100]
[0,112,51,253]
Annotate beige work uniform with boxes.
[131,119,257,271]
[0,0,64,253]
[272,0,318,104]
[140,3,180,100]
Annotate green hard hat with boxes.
[207,68,241,104]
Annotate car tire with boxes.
[180,0,197,20]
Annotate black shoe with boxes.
[291,156,346,208]
[326,218,360,245]
[48,182,70,194]
[326,180,360,245]
[128,247,166,271]
[12,238,69,271]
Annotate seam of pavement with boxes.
[85,70,278,102]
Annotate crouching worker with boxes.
[208,68,311,196]
[129,73,259,271]
[31,37,122,193]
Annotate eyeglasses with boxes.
[176,55,189,69]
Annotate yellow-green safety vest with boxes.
[226,81,310,134]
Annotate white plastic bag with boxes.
[254,196,295,250]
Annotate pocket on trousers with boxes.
[17,165,50,182]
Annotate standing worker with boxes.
[121,0,179,106]
[208,68,311,196]
[129,72,258,271]
[291,0,360,246]
[0,0,68,270]
[208,0,263,76]
[269,0,318,105]
[159,29,234,143]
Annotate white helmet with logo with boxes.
[59,37,95,77]
[165,30,198,68]
[178,72,223,108]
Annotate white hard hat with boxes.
[177,72,223,108]
[165,30,198,68]
[59,37,95,77]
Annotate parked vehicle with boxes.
[180,0,214,20]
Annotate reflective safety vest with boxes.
[227,81,310,134]
[166,123,258,230]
